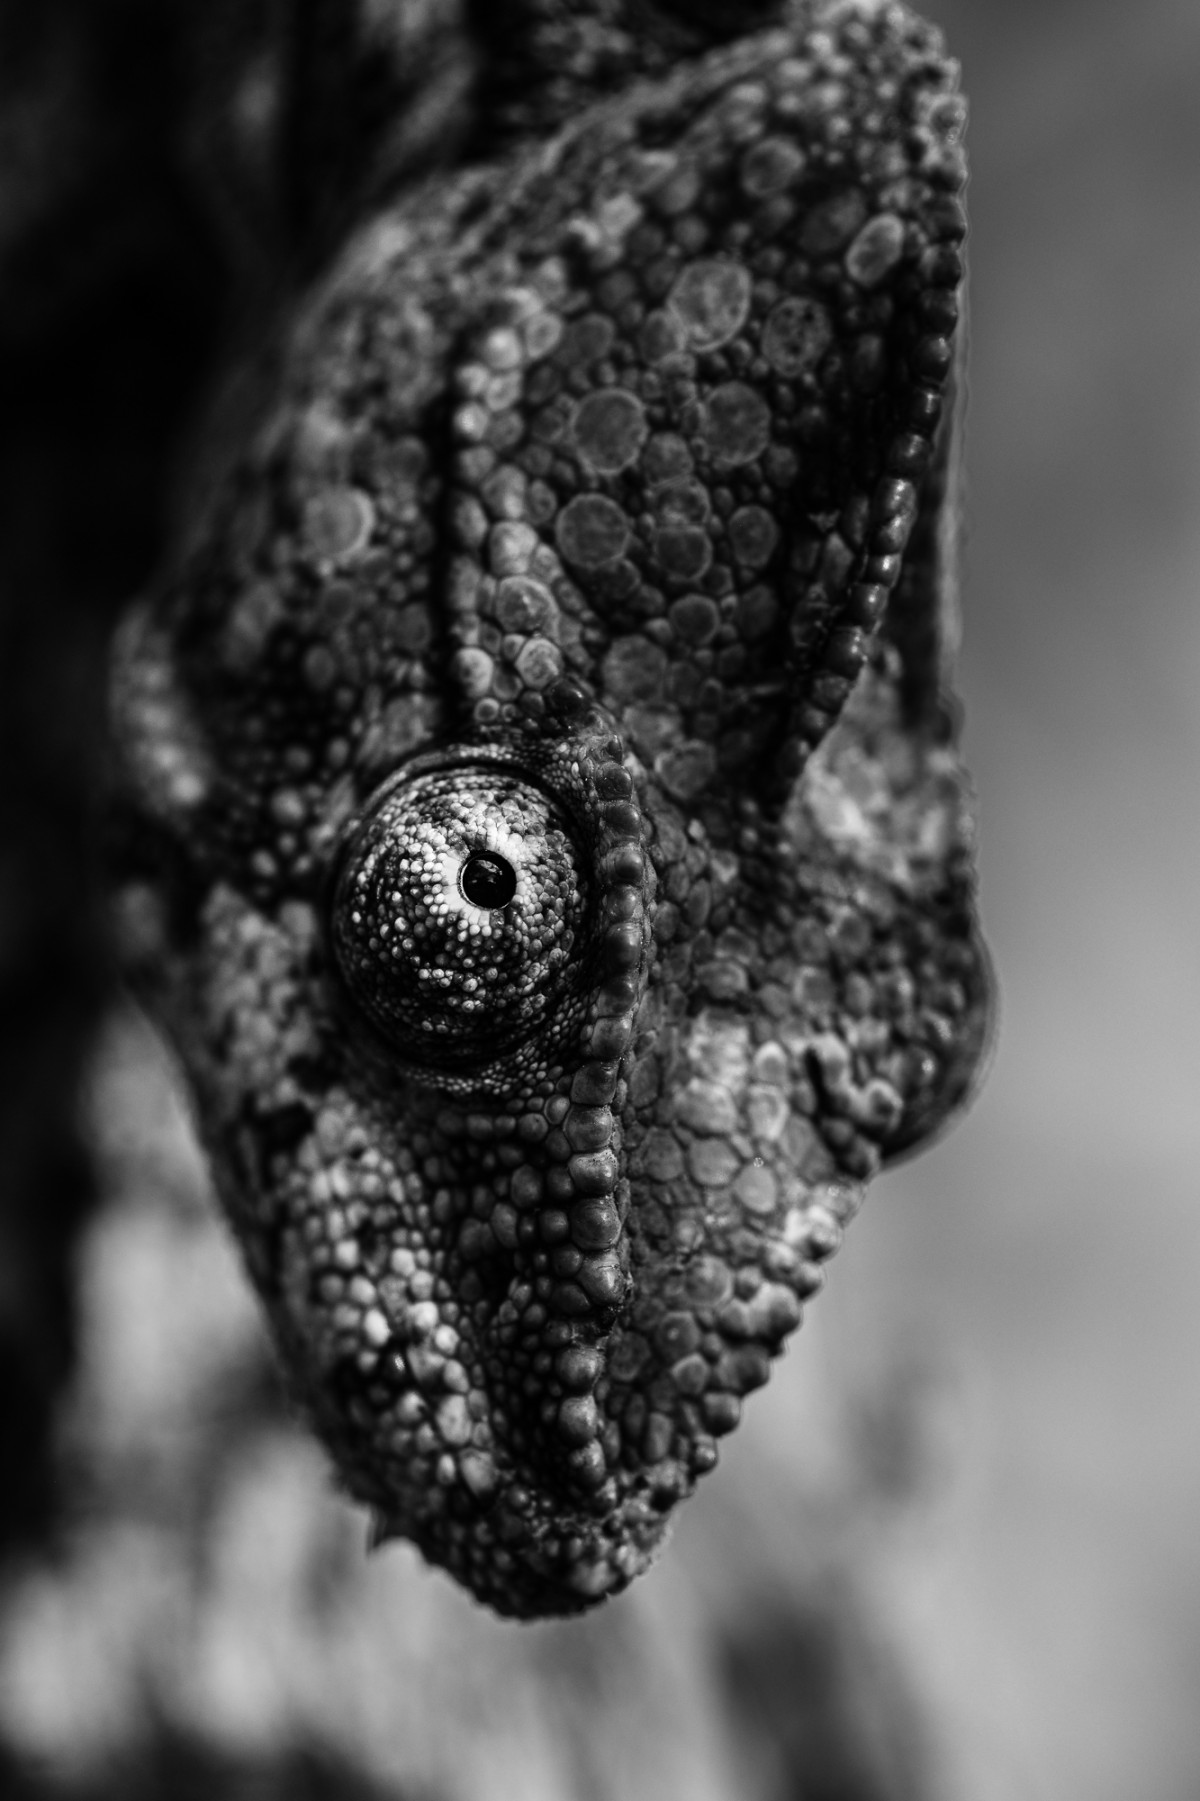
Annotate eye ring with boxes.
[330,756,591,1073]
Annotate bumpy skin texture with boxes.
[112,0,990,1618]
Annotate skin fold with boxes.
[111,0,991,1619]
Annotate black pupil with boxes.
[459,852,517,909]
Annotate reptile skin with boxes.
[111,0,990,1619]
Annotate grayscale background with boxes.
[865,2,1200,1792]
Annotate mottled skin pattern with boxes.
[112,0,990,1618]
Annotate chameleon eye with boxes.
[331,761,589,1070]
[458,850,517,909]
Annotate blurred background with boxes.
[861,1,1200,1792]
[0,1,1197,1796]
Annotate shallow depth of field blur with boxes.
[2,1,1198,1797]
[853,0,1200,1792]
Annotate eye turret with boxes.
[331,761,589,1069]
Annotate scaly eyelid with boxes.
[329,759,590,1074]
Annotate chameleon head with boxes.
[111,0,991,1616]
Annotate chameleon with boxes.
[110,0,991,1620]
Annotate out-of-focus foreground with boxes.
[1,2,1198,1797]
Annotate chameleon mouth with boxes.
[331,1272,758,1617]
[275,1049,859,1619]
[298,1196,669,1619]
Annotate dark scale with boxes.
[112,0,990,1619]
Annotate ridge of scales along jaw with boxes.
[110,0,991,1618]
